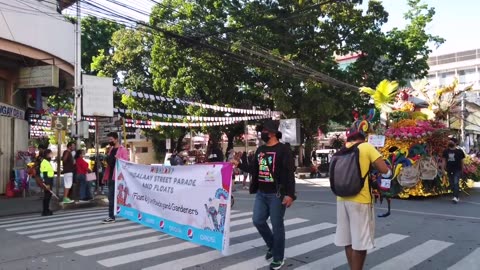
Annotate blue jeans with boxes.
[448,171,461,198]
[77,174,91,200]
[252,192,286,261]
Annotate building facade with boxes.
[0,0,76,194]
[427,49,480,151]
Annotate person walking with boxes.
[442,138,465,203]
[102,132,129,224]
[331,121,389,270]
[75,150,92,202]
[61,142,75,204]
[234,120,296,270]
[40,149,55,216]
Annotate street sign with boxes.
[51,116,68,130]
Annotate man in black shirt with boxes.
[442,138,465,203]
[206,139,224,162]
[236,120,296,270]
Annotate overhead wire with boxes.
[78,0,359,90]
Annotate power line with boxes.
[79,0,359,90]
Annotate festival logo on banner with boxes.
[114,160,233,254]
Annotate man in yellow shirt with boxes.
[333,123,389,270]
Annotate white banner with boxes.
[115,160,234,254]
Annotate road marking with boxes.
[7,214,108,232]
[447,247,480,270]
[43,224,142,243]
[76,235,173,256]
[370,240,452,270]
[28,220,129,239]
[222,234,335,270]
[229,218,310,238]
[0,213,105,228]
[0,209,106,225]
[295,233,409,270]
[140,223,335,270]
[59,228,158,248]
[230,212,253,219]
[16,219,127,235]
[229,217,253,227]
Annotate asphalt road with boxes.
[1,180,480,270]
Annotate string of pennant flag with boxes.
[114,108,271,122]
[116,88,281,116]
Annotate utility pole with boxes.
[74,1,82,147]
[460,92,466,146]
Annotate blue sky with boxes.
[376,0,480,55]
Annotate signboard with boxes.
[368,135,386,147]
[82,75,114,117]
[18,66,59,88]
[115,160,233,254]
[51,116,68,130]
[166,138,171,150]
[0,102,25,119]
[279,119,301,146]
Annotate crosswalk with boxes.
[0,208,478,269]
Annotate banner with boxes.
[114,160,234,254]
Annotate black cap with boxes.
[262,119,279,133]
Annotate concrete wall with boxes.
[128,140,159,165]
[0,0,75,65]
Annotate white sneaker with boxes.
[452,197,459,203]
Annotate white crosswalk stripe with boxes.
[43,224,143,243]
[6,214,108,231]
[16,219,128,235]
[141,223,336,270]
[0,208,106,225]
[29,220,130,239]
[447,247,480,270]
[370,240,453,270]
[59,228,159,248]
[0,210,477,270]
[295,233,409,270]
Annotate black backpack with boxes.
[329,143,368,197]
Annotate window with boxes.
[135,147,148,153]
[0,79,5,102]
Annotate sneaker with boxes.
[265,250,273,261]
[102,217,116,224]
[270,260,285,270]
[453,197,459,203]
[41,211,53,216]
[62,198,74,204]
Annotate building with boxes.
[0,0,77,194]
[427,49,480,99]
[427,49,480,151]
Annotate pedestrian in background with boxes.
[442,138,465,203]
[61,142,75,204]
[40,149,55,216]
[75,149,92,202]
[102,132,129,224]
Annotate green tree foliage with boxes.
[88,0,442,164]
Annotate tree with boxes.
[348,0,445,87]
[81,16,123,75]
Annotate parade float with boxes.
[361,79,475,200]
